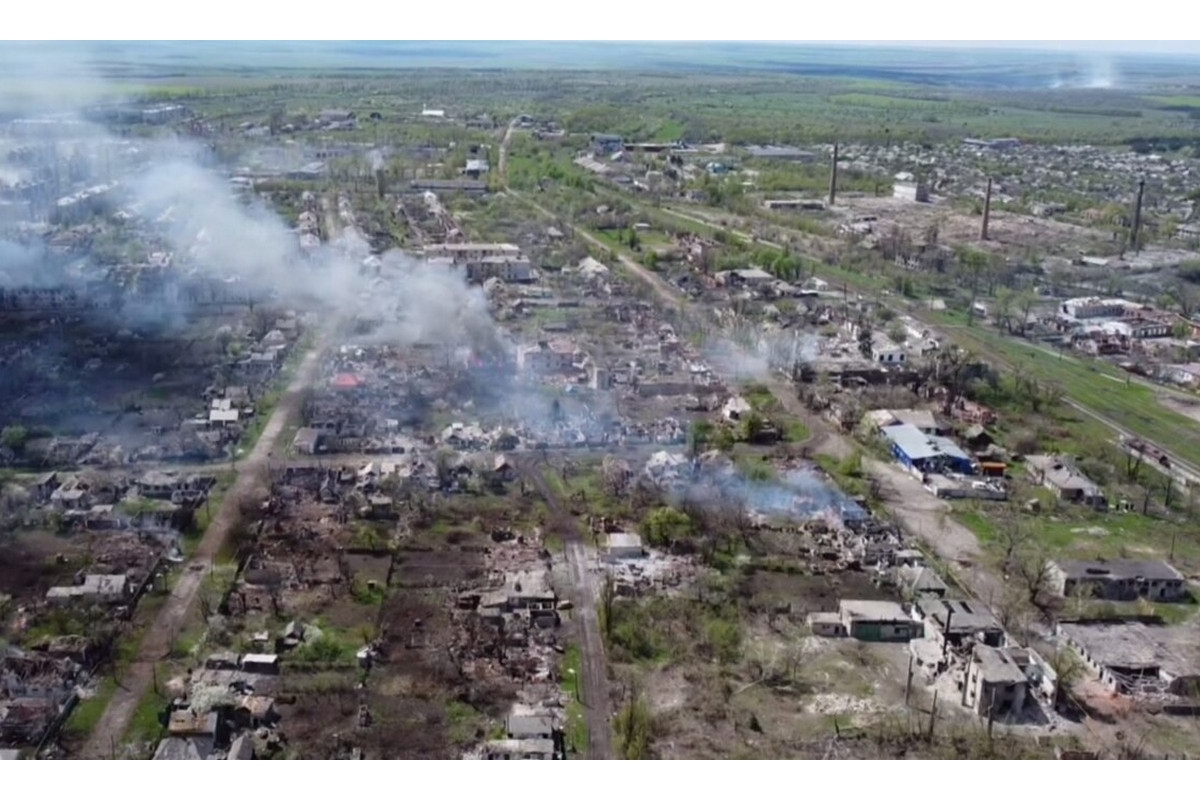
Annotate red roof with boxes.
[332,373,362,389]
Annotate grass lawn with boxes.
[560,643,589,757]
[121,687,169,749]
[954,502,1200,573]
[64,676,117,738]
[60,590,171,744]
[938,320,1200,469]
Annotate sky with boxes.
[604,40,1200,54]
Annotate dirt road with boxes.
[78,339,327,759]
[521,460,613,760]
[563,539,613,760]
[510,184,1016,618]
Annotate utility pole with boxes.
[981,177,993,241]
[1130,178,1146,254]
[940,608,954,662]
[927,690,939,741]
[904,654,914,707]
[828,142,839,208]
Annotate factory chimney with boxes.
[981,177,992,241]
[1129,178,1145,253]
[828,142,839,207]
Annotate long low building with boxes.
[808,600,924,642]
[1059,621,1200,696]
[1048,558,1187,602]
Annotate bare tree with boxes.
[998,515,1030,577]
[600,574,615,642]
[1015,548,1056,616]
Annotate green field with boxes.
[828,92,962,110]
[940,320,1200,469]
[1144,95,1200,108]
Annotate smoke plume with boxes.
[0,47,507,356]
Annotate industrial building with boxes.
[881,424,974,475]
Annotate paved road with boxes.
[77,337,328,759]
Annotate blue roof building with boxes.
[881,423,974,475]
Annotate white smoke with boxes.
[1085,57,1116,89]
[0,48,507,355]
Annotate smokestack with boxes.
[1130,178,1145,253]
[981,177,992,241]
[828,142,839,207]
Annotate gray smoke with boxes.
[0,239,48,287]
[704,325,820,381]
[0,49,507,356]
[677,463,866,523]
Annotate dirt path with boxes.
[78,338,328,759]
[522,459,613,760]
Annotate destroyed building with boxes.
[1059,621,1200,697]
[1025,455,1107,509]
[0,648,82,746]
[914,598,1004,651]
[1048,559,1187,602]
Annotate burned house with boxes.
[477,707,564,760]
[45,573,132,605]
[517,340,583,374]
[1048,559,1187,602]
[962,645,1028,719]
[466,569,560,646]
[897,564,948,598]
[915,598,1004,651]
[0,648,81,746]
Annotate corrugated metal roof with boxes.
[882,424,969,463]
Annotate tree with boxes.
[1048,648,1086,710]
[615,683,655,760]
[640,506,694,547]
[1,425,28,453]
[1166,279,1200,317]
[600,574,616,641]
[689,420,714,456]
[1015,549,1055,615]
[856,317,874,361]
[998,517,1030,574]
[738,411,768,443]
[935,346,975,417]
[993,286,1016,334]
[956,247,991,325]
[627,226,640,251]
